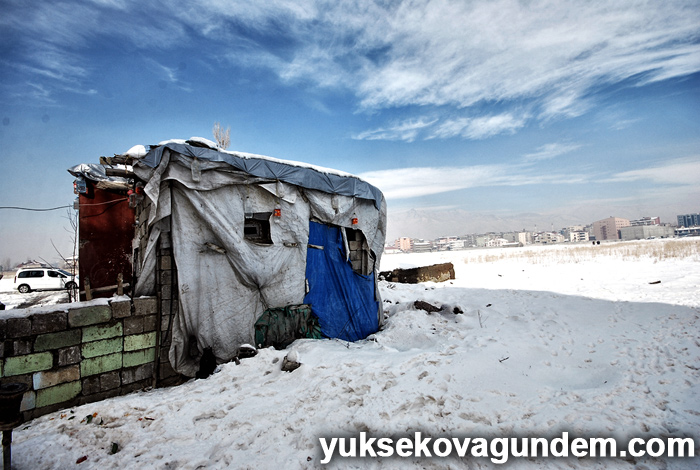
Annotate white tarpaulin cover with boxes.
[133,142,387,376]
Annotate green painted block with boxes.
[3,352,53,376]
[34,329,82,352]
[81,352,122,377]
[82,323,123,343]
[68,305,112,327]
[82,337,123,359]
[36,381,81,408]
[123,348,155,368]
[124,332,157,352]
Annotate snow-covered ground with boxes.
[9,238,700,469]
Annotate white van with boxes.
[14,268,78,293]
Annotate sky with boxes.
[1,0,700,265]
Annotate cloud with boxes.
[353,117,437,142]
[605,157,700,185]
[5,0,700,127]
[428,113,527,140]
[359,163,589,200]
[522,143,582,162]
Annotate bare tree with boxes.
[213,122,231,149]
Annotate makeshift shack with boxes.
[124,138,387,377]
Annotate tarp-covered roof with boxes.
[139,141,383,210]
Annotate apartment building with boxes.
[592,217,630,241]
[677,213,700,228]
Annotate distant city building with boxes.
[676,226,700,237]
[397,237,413,252]
[592,217,630,240]
[630,217,660,226]
[568,231,589,242]
[412,240,433,253]
[448,240,466,250]
[677,213,700,228]
[486,238,510,247]
[620,225,675,240]
[533,232,565,244]
[561,226,586,241]
[384,244,401,255]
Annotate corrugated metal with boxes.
[78,180,134,299]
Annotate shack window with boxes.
[345,228,373,276]
[244,212,273,244]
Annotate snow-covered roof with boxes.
[138,138,384,210]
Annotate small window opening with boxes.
[345,228,373,276]
[244,212,273,244]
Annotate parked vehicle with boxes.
[14,268,78,294]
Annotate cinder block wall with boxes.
[0,296,179,421]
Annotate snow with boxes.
[124,144,147,158]
[8,238,700,469]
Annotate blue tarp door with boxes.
[304,221,379,341]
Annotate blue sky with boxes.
[1,0,699,264]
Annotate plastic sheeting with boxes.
[304,222,379,341]
[139,142,384,210]
[132,144,386,376]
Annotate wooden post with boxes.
[117,273,124,296]
[84,277,93,301]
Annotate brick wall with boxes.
[0,296,179,421]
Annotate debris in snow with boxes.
[649,280,661,284]
[379,263,455,283]
[282,352,301,372]
[413,300,441,313]
[238,344,257,359]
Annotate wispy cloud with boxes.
[428,113,527,140]
[359,164,589,200]
[605,157,700,185]
[353,117,437,142]
[5,0,700,129]
[522,143,582,162]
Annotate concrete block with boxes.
[31,311,68,335]
[123,316,144,335]
[33,365,80,390]
[124,332,156,352]
[13,339,32,356]
[35,329,81,352]
[6,317,31,338]
[20,390,36,412]
[58,345,81,366]
[82,337,123,359]
[4,352,53,376]
[100,371,121,391]
[134,297,157,316]
[160,285,172,300]
[68,304,112,327]
[159,362,177,379]
[123,348,155,368]
[82,375,101,395]
[110,299,132,319]
[122,363,154,385]
[143,315,157,332]
[36,381,81,408]
[82,322,123,343]
[81,352,122,377]
[159,255,171,270]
